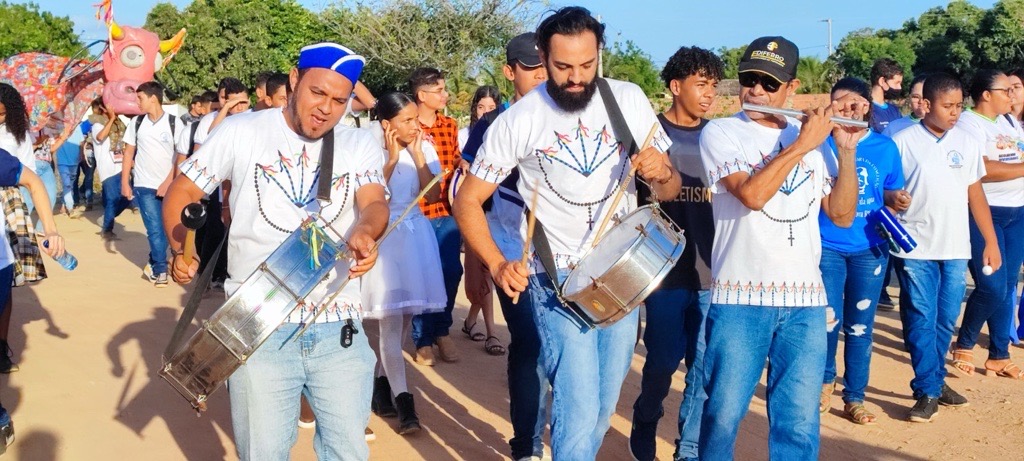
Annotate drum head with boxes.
[447,168,464,208]
[564,207,654,295]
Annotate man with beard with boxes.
[697,36,862,460]
[454,7,679,459]
[162,42,388,460]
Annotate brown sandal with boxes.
[985,361,1024,380]
[820,382,835,414]
[949,346,975,376]
[844,402,878,425]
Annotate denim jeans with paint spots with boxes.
[820,244,889,403]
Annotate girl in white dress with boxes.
[362,92,446,435]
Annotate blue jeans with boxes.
[894,257,968,399]
[957,207,1024,360]
[228,322,375,461]
[76,160,95,205]
[24,160,57,232]
[411,216,462,348]
[631,288,709,461]
[699,304,826,461]
[57,163,78,211]
[134,187,168,275]
[496,287,548,460]
[530,272,638,460]
[820,244,888,403]
[101,175,129,232]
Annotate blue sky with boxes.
[25,0,999,65]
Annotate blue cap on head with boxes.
[297,43,366,84]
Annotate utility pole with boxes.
[820,18,833,56]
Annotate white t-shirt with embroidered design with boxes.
[180,108,386,323]
[700,112,835,307]
[124,113,177,189]
[956,110,1024,207]
[891,123,986,260]
[469,79,670,280]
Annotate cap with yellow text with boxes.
[738,36,798,83]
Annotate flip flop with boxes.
[462,321,486,342]
[485,336,506,356]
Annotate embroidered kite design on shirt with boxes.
[535,119,623,177]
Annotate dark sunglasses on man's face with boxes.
[739,73,783,93]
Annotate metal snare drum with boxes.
[562,205,684,328]
[160,221,341,410]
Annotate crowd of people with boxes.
[0,4,1023,460]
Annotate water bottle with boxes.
[42,240,77,271]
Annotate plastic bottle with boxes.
[42,240,77,271]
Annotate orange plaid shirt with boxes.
[419,111,461,218]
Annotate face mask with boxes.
[883,88,902,100]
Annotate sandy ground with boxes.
[4,208,1024,461]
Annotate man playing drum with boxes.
[455,7,680,460]
[696,36,863,460]
[162,42,388,461]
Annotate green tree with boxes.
[321,0,539,96]
[602,40,662,97]
[144,0,327,100]
[901,0,984,76]
[795,56,837,94]
[717,45,745,79]
[833,28,916,84]
[0,2,82,58]
[974,0,1024,71]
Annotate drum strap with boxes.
[529,214,591,327]
[317,128,336,202]
[596,78,653,204]
[163,231,228,360]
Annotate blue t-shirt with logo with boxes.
[869,102,903,134]
[818,130,904,252]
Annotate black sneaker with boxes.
[909,396,939,422]
[877,294,898,311]
[628,418,658,461]
[0,340,19,374]
[939,384,969,407]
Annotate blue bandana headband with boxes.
[297,43,366,84]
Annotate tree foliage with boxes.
[602,40,662,97]
[144,0,327,101]
[0,1,82,58]
[322,0,539,95]
[796,56,839,94]
[717,46,745,79]
[833,0,1024,86]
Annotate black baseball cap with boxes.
[506,33,542,68]
[738,36,799,83]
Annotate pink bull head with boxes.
[102,21,185,115]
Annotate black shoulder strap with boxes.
[317,128,335,201]
[528,210,591,329]
[134,115,144,137]
[596,77,652,204]
[169,114,176,137]
[187,122,200,157]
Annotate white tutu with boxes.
[361,214,447,318]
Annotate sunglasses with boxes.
[739,73,784,93]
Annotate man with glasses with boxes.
[697,36,863,460]
[409,67,463,366]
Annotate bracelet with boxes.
[172,249,185,256]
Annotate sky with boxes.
[25,0,1000,66]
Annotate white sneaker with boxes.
[364,427,376,442]
[142,264,156,282]
[297,418,315,429]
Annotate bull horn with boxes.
[109,21,124,40]
[159,28,187,54]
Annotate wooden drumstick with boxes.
[512,182,539,304]
[295,169,449,339]
[592,123,661,248]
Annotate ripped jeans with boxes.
[820,244,889,403]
